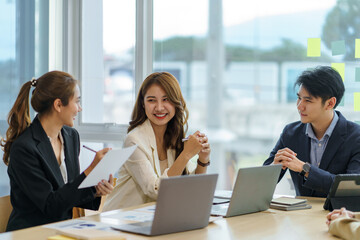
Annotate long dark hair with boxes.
[1,71,77,165]
[129,72,189,159]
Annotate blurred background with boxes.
[1,0,360,196]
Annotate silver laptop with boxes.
[211,164,281,217]
[112,174,218,236]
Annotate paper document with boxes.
[214,189,232,199]
[56,229,125,240]
[44,219,111,231]
[79,145,137,189]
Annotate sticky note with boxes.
[356,39,360,58]
[47,235,76,240]
[356,68,360,82]
[354,93,360,112]
[331,63,345,81]
[307,38,321,57]
[331,40,346,56]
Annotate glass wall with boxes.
[81,0,136,125]
[0,0,16,197]
[2,0,360,197]
[151,0,360,192]
[0,0,49,197]
[79,0,360,193]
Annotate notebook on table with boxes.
[112,174,218,236]
[212,164,282,217]
[269,202,312,211]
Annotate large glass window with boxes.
[80,0,136,125]
[0,0,49,196]
[153,0,359,193]
[0,0,16,197]
[0,1,16,122]
[3,0,355,197]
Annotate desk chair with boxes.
[72,207,85,218]
[0,195,12,232]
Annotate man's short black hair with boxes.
[294,66,345,109]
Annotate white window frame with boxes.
[57,0,153,143]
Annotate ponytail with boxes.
[1,81,33,165]
[1,71,77,165]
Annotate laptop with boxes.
[211,164,282,217]
[112,174,218,236]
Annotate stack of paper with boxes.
[270,197,312,211]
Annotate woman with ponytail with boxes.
[103,72,211,211]
[1,71,114,231]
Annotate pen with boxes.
[82,145,97,153]
[182,137,189,142]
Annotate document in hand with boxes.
[78,145,137,189]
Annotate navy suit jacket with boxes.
[6,116,100,231]
[264,111,360,197]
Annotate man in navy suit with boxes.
[264,66,360,197]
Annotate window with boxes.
[0,0,50,196]
[80,0,136,125]
[2,0,359,197]
[152,0,359,193]
[0,0,16,197]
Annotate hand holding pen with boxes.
[195,132,211,163]
[182,132,203,157]
[83,145,97,153]
[82,145,112,176]
[182,132,210,151]
[182,132,211,167]
[182,131,211,158]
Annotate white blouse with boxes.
[103,119,197,211]
[58,133,67,183]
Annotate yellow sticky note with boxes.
[331,63,345,81]
[307,38,321,57]
[355,39,360,58]
[47,235,76,240]
[354,93,360,112]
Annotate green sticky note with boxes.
[331,40,346,56]
[354,93,360,112]
[356,68,360,82]
[356,39,360,58]
[307,38,321,57]
[331,63,345,81]
[338,97,344,107]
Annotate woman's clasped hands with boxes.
[183,131,211,163]
[326,207,355,226]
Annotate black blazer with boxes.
[264,111,360,197]
[6,116,100,231]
